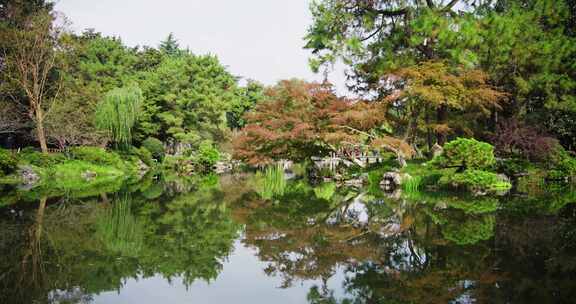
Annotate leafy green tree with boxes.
[478,1,576,117]
[305,0,576,153]
[0,0,54,26]
[0,10,63,153]
[45,88,106,149]
[227,80,265,129]
[62,30,138,92]
[39,30,139,149]
[136,53,237,147]
[305,0,480,94]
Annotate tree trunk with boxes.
[436,104,448,145]
[490,108,498,132]
[403,105,420,143]
[34,107,48,154]
[426,105,433,152]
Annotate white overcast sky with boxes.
[54,0,348,94]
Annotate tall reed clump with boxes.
[95,85,143,149]
[402,175,423,194]
[95,195,144,256]
[259,164,286,200]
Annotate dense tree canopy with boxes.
[305,0,576,151]
[0,5,260,152]
[137,52,238,146]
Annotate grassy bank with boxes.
[0,146,153,194]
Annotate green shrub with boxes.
[314,182,336,200]
[431,138,495,170]
[70,147,124,168]
[0,149,17,176]
[19,148,67,167]
[133,146,154,166]
[141,137,165,160]
[547,147,576,180]
[162,154,195,176]
[195,141,220,169]
[441,169,511,193]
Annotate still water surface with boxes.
[1,173,575,304]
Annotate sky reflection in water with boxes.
[94,240,348,304]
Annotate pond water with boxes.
[1,173,575,304]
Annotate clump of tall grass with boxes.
[314,182,336,201]
[258,164,286,200]
[95,195,144,256]
[402,175,423,193]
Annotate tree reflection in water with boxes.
[0,175,240,303]
[0,175,574,303]
[231,179,576,304]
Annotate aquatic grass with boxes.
[95,195,144,256]
[402,176,423,193]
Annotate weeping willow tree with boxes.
[95,86,143,149]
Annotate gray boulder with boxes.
[432,143,444,158]
[81,170,97,181]
[18,165,40,189]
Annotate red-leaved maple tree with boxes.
[233,79,411,165]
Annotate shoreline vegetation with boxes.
[0,1,575,201]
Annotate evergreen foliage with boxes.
[431,138,496,171]
[141,137,165,160]
[159,32,180,56]
[227,80,265,129]
[137,53,238,147]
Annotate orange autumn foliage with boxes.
[386,61,508,141]
[233,80,390,165]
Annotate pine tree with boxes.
[159,33,180,56]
